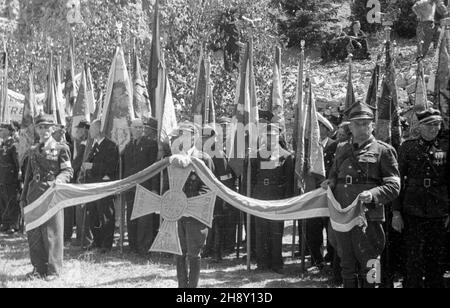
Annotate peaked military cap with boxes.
[35,113,56,126]
[416,108,442,125]
[346,101,376,121]
[75,120,90,130]
[218,116,232,125]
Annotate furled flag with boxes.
[85,63,96,116]
[0,43,9,124]
[407,59,430,138]
[376,41,402,150]
[435,23,450,131]
[132,43,152,120]
[191,47,215,126]
[148,0,161,119]
[148,0,177,145]
[295,74,326,193]
[72,65,90,137]
[228,38,259,177]
[55,56,66,126]
[101,46,135,154]
[64,34,77,117]
[345,55,356,114]
[18,65,37,167]
[44,53,65,126]
[365,55,381,110]
[269,46,286,137]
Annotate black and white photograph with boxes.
[0,0,449,290]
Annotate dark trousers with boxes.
[205,200,225,259]
[87,196,116,250]
[404,215,447,288]
[27,210,64,276]
[0,184,20,229]
[255,217,284,270]
[327,221,343,284]
[306,217,335,265]
[335,221,385,286]
[176,217,208,288]
[222,204,239,251]
[63,207,75,242]
[75,204,93,247]
[125,190,159,254]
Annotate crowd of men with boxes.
[1,97,449,288]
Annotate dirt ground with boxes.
[0,221,335,289]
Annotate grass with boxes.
[0,222,334,289]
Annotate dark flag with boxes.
[18,65,37,167]
[376,41,401,150]
[436,25,450,131]
[64,34,77,117]
[228,39,259,177]
[0,44,8,124]
[148,0,161,119]
[132,42,152,120]
[192,48,215,126]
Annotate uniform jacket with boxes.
[21,137,73,205]
[122,136,159,190]
[86,137,119,183]
[324,138,338,178]
[393,137,449,218]
[328,136,401,221]
[0,137,19,184]
[162,148,215,199]
[247,147,295,201]
[212,150,236,190]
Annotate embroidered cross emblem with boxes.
[131,159,216,255]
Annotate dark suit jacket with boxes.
[86,137,119,183]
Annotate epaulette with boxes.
[375,139,396,150]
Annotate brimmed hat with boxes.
[75,120,90,130]
[130,119,145,128]
[416,108,443,125]
[169,121,200,137]
[35,114,56,126]
[346,102,375,121]
[218,116,232,125]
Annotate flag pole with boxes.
[242,16,261,271]
[115,21,126,254]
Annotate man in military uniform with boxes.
[82,120,119,253]
[0,123,21,234]
[252,122,295,273]
[123,118,159,255]
[325,102,401,288]
[20,114,73,281]
[167,121,215,288]
[202,124,237,261]
[392,108,449,288]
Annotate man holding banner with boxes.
[324,102,401,288]
[20,114,73,281]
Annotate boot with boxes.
[176,255,188,288]
[188,257,201,288]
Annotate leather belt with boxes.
[33,174,55,182]
[337,176,380,186]
[407,178,444,188]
